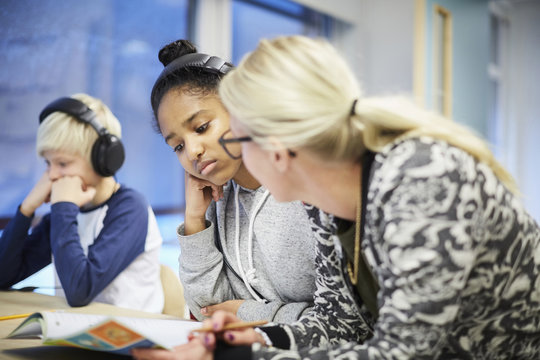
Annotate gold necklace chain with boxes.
[347,180,361,285]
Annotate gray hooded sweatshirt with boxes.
[177,180,317,323]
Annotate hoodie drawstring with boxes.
[233,182,270,303]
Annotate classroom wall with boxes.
[291,0,417,98]
[322,0,540,222]
[294,0,361,23]
[424,0,490,137]
[506,0,540,221]
[353,0,416,95]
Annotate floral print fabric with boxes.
[253,137,540,360]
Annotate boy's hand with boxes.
[50,176,96,207]
[184,171,223,235]
[20,172,53,217]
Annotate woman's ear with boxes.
[266,137,291,173]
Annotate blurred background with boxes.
[1,0,539,293]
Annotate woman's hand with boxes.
[201,300,245,317]
[133,311,269,360]
[131,337,212,360]
[196,310,268,348]
[184,171,223,235]
[20,172,53,217]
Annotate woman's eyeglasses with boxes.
[218,129,297,160]
[218,129,251,159]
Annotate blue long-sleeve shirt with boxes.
[0,185,164,312]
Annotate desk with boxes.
[0,290,173,359]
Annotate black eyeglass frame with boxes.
[218,130,251,159]
[218,129,297,160]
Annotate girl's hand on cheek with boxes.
[184,172,223,235]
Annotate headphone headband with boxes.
[39,97,107,136]
[38,97,125,177]
[154,53,234,88]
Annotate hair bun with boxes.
[158,39,198,67]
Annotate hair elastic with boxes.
[350,98,359,116]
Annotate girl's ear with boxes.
[266,137,291,173]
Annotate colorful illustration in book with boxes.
[58,333,114,351]
[89,320,144,347]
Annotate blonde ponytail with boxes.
[219,35,518,194]
[356,96,518,193]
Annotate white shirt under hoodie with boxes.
[177,180,317,323]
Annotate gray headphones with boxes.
[153,52,233,87]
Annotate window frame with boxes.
[432,4,453,117]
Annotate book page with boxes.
[8,311,202,355]
[42,312,109,339]
[113,317,201,348]
[6,313,44,338]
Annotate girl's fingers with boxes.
[217,185,224,199]
[208,183,223,202]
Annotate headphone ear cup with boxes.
[91,134,125,177]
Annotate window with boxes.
[0,0,191,220]
[0,0,340,293]
[232,0,333,64]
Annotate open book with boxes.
[6,311,201,355]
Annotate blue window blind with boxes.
[232,0,333,64]
[0,0,191,219]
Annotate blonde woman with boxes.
[0,94,164,313]
[132,36,540,359]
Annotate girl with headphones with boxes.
[149,39,317,323]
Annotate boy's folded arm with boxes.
[0,209,52,289]
[50,198,148,306]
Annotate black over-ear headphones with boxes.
[154,53,234,88]
[39,97,125,177]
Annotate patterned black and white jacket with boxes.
[217,137,540,360]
